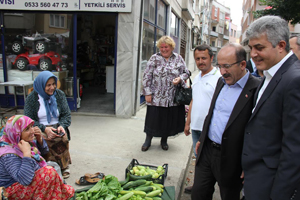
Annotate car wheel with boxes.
[15,58,29,71]
[12,41,24,54]
[35,41,48,53]
[39,58,53,71]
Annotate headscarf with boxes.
[33,71,58,123]
[0,115,47,168]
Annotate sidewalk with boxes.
[67,105,192,199]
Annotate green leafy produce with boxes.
[75,175,122,200]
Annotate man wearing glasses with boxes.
[191,43,261,200]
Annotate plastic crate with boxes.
[125,158,168,185]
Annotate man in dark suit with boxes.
[191,43,261,200]
[246,59,254,73]
[242,16,300,200]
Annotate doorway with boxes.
[76,13,116,114]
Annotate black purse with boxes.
[173,78,192,105]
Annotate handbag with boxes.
[173,78,192,105]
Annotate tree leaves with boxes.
[253,0,300,24]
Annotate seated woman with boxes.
[24,71,71,178]
[0,115,74,199]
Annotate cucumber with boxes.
[152,197,162,200]
[122,179,147,190]
[119,173,130,186]
[153,183,164,188]
[118,192,134,200]
[146,189,161,197]
[134,186,154,193]
[129,174,152,181]
[119,190,146,197]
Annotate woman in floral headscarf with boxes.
[0,115,74,200]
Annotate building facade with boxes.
[209,0,230,64]
[0,0,203,117]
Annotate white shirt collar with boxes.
[264,51,293,78]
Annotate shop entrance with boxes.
[76,14,116,114]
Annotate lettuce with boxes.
[75,175,122,200]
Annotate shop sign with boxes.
[0,0,132,12]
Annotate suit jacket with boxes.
[246,60,254,73]
[196,73,260,186]
[242,54,300,200]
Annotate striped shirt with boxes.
[0,139,49,188]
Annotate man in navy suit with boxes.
[191,43,260,200]
[242,15,300,200]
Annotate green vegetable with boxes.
[119,190,145,196]
[146,190,161,197]
[129,174,152,181]
[152,197,162,200]
[119,173,130,186]
[134,186,154,193]
[118,192,134,200]
[122,179,147,190]
[75,175,122,200]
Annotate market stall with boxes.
[72,159,174,200]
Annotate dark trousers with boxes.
[191,139,242,200]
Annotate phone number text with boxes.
[24,2,68,8]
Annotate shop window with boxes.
[2,12,73,96]
[141,0,167,103]
[50,14,65,28]
[157,0,166,29]
[144,0,155,24]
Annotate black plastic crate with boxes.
[125,158,168,185]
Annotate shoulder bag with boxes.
[173,77,192,105]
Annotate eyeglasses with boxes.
[216,60,244,69]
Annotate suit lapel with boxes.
[253,76,265,105]
[250,55,298,121]
[225,74,257,130]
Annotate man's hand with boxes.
[184,124,191,136]
[195,141,201,155]
[240,171,244,184]
[145,95,152,103]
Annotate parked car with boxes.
[13,51,65,71]
[11,32,57,54]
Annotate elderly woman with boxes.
[142,36,190,151]
[24,71,71,178]
[0,115,74,199]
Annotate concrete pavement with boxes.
[67,105,192,199]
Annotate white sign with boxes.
[0,0,132,12]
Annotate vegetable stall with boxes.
[72,159,174,200]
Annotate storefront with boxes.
[0,0,137,116]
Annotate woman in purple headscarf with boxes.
[0,115,74,199]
